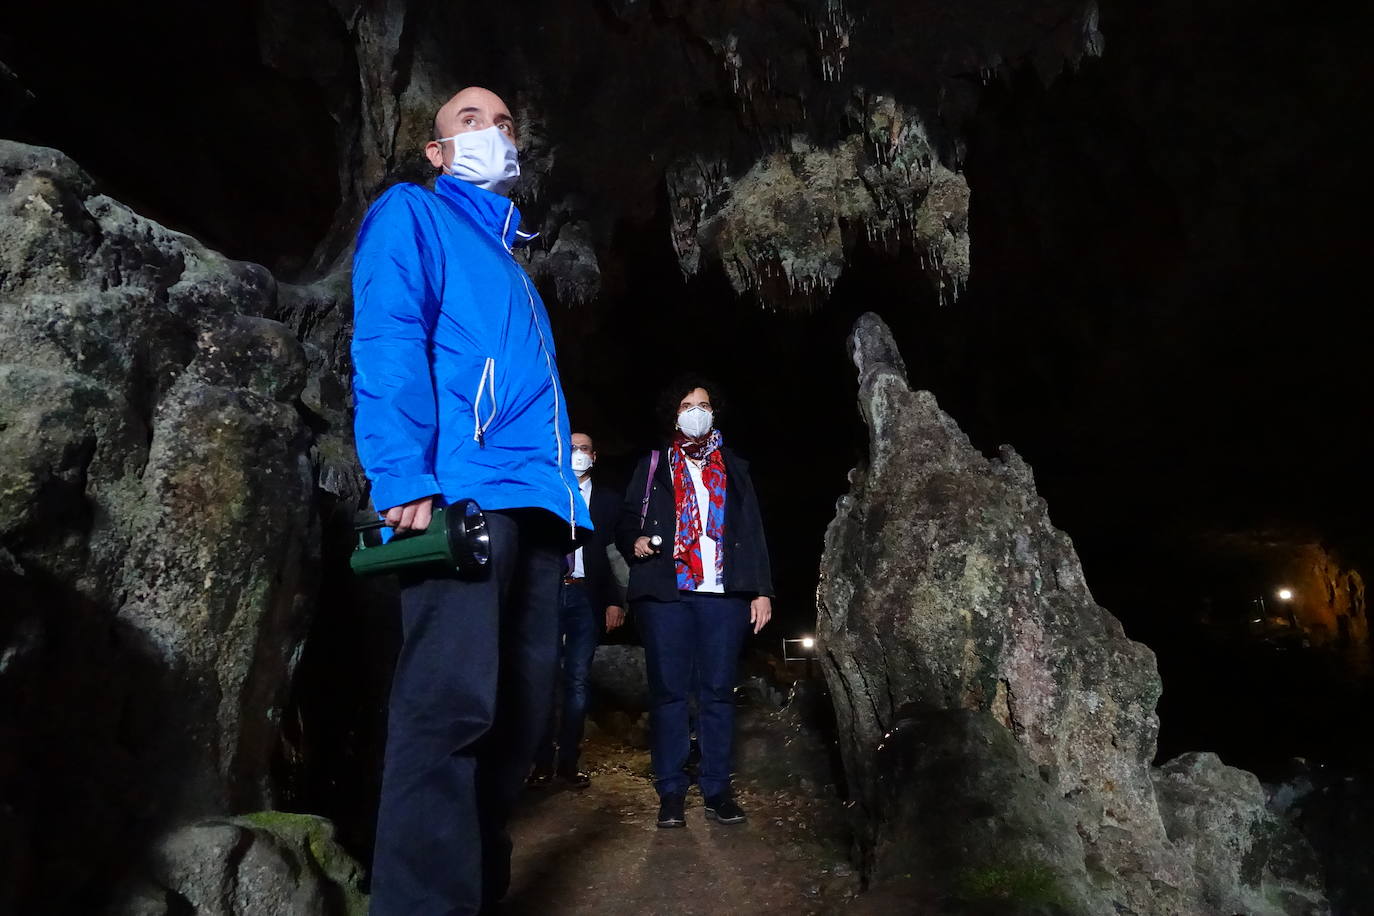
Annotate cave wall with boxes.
[2,0,1372,911]
[0,141,325,912]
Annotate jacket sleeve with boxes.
[350,186,443,512]
[603,542,629,608]
[738,461,775,599]
[591,490,626,610]
[615,456,649,563]
[749,481,775,598]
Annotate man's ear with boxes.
[424,140,446,170]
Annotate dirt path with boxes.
[503,731,862,915]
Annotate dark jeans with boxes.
[370,510,563,916]
[534,580,600,773]
[636,591,751,799]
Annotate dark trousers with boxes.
[370,510,563,916]
[534,581,600,774]
[635,591,751,799]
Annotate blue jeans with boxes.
[370,510,563,916]
[636,591,751,799]
[534,581,599,773]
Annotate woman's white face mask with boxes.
[438,125,520,196]
[677,406,714,438]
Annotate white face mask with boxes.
[438,125,520,196]
[571,451,594,473]
[677,406,713,439]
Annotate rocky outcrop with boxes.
[817,312,1327,914]
[108,812,368,916]
[1153,753,1327,916]
[0,141,324,911]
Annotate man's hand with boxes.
[384,495,436,535]
[750,595,772,635]
[606,606,626,631]
[633,536,657,558]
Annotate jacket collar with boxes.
[435,175,538,251]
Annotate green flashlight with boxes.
[350,499,491,578]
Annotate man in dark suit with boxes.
[532,432,625,787]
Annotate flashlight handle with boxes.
[354,516,433,540]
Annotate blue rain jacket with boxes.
[351,174,590,537]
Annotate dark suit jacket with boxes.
[580,476,624,613]
[615,446,774,603]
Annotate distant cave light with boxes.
[1278,588,1295,601]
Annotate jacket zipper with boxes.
[472,357,497,447]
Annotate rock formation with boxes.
[109,813,367,916]
[249,0,1101,309]
[817,312,1327,914]
[0,141,324,912]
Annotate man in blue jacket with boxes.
[351,86,591,916]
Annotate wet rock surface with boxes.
[816,312,1329,914]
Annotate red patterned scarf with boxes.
[670,430,727,590]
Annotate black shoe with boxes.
[704,794,746,825]
[556,768,591,789]
[527,766,553,789]
[656,793,687,828]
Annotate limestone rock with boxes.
[589,644,650,713]
[668,100,972,307]
[1153,754,1328,916]
[870,705,1111,914]
[817,312,1328,914]
[524,218,602,306]
[108,813,367,916]
[0,140,321,911]
[255,0,1102,306]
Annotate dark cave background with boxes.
[4,0,1371,806]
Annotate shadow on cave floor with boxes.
[503,730,858,915]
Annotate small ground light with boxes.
[801,636,816,650]
[1278,588,1294,601]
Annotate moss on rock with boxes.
[236,812,368,916]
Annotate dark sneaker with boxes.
[556,768,591,789]
[656,793,687,828]
[526,767,553,789]
[703,794,746,825]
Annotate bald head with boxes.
[425,87,516,171]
